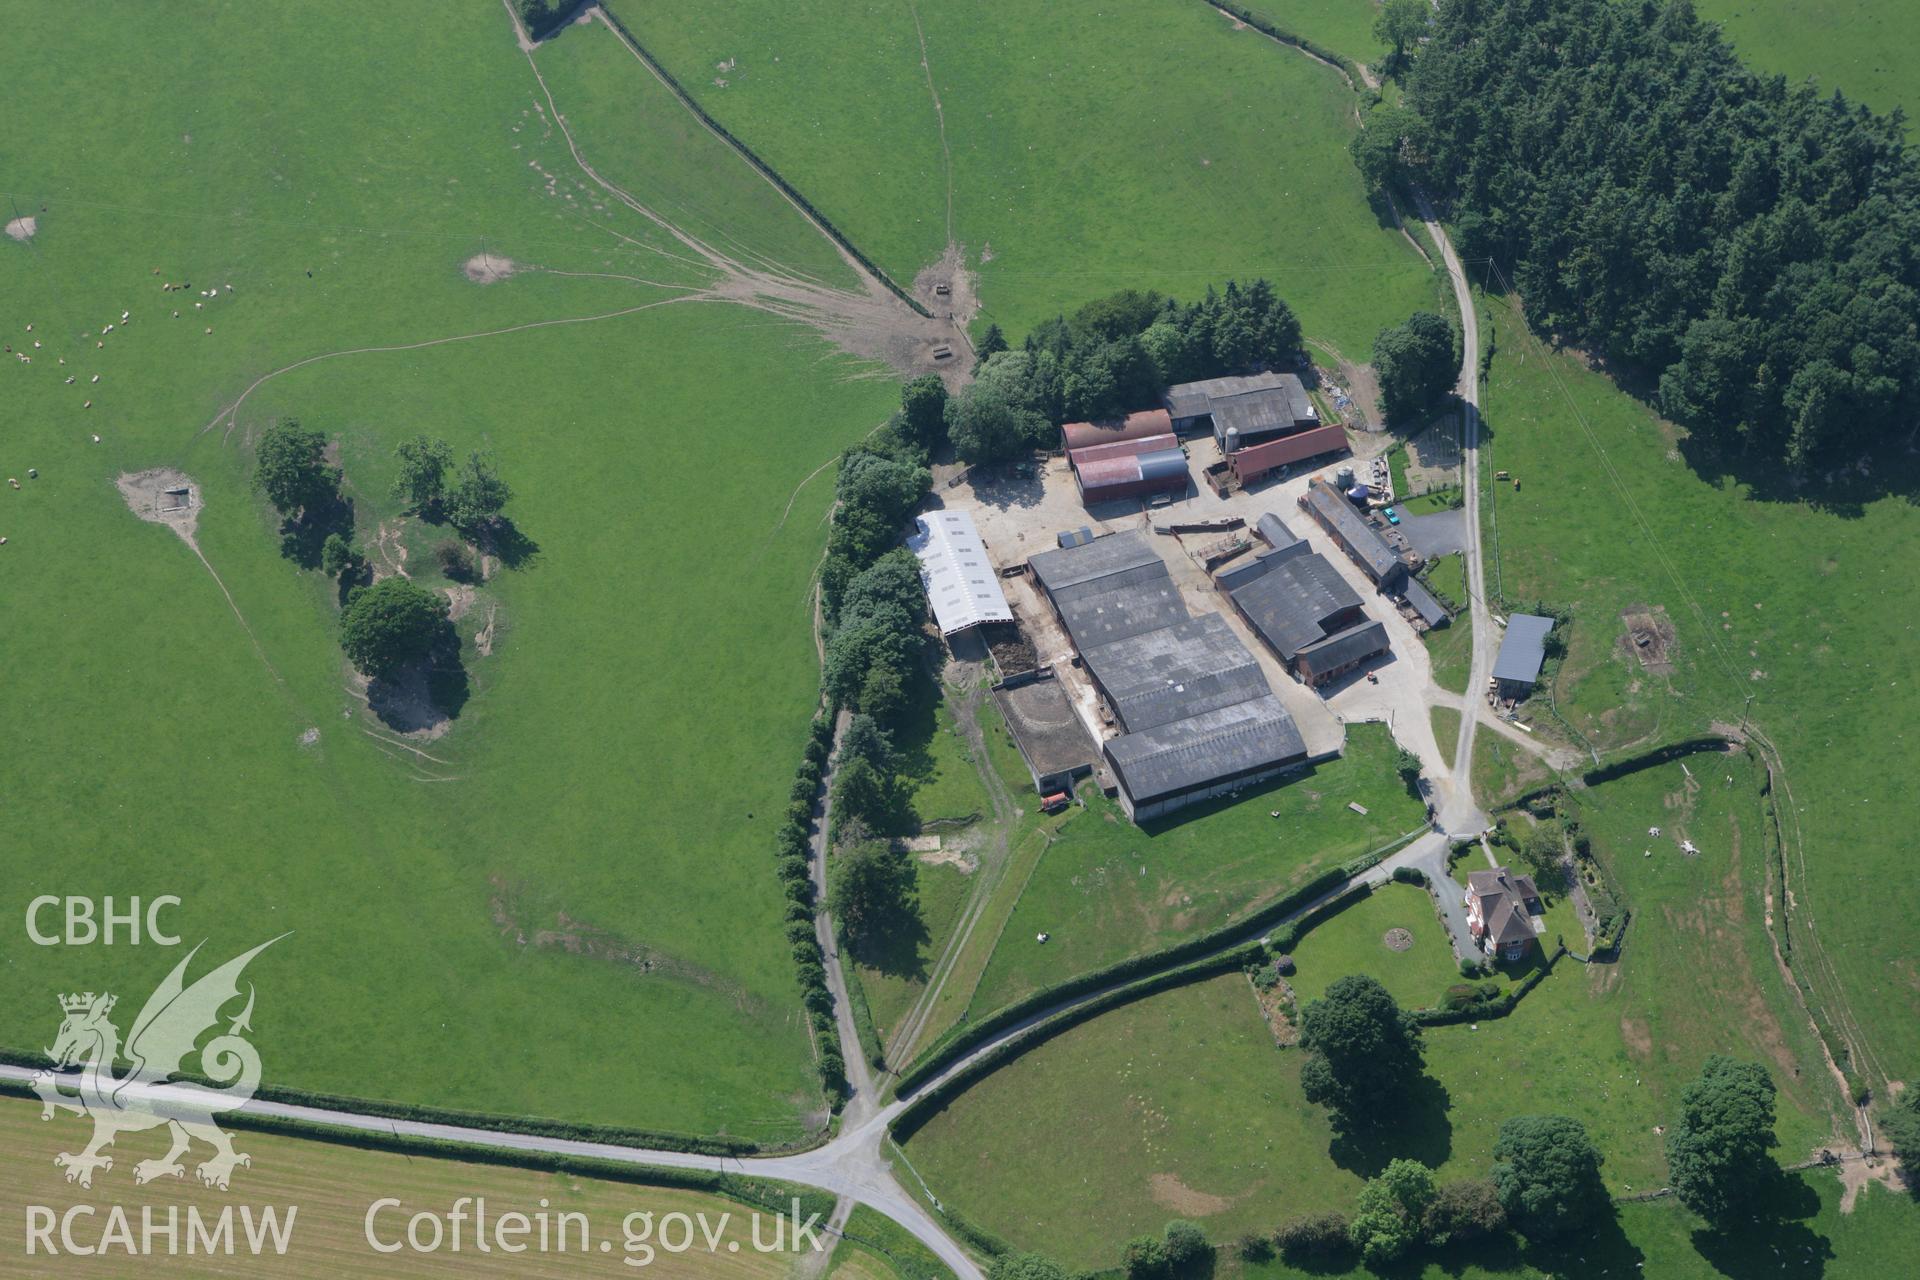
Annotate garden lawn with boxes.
[0,0,899,1140]
[966,726,1426,1015]
[1430,706,1461,761]
[1285,883,1460,1011]
[606,0,1435,354]
[1475,285,1920,1089]
[1419,552,1473,693]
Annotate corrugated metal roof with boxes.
[1103,695,1307,803]
[907,510,1013,636]
[1072,443,1189,494]
[1061,409,1174,452]
[1081,613,1269,733]
[1069,433,1178,465]
[1212,381,1318,441]
[1030,528,1164,595]
[1230,423,1349,477]
[1164,372,1294,422]
[1493,614,1555,685]
[1229,552,1364,660]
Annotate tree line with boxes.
[933,282,1302,465]
[1366,0,1920,472]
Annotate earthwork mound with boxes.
[1384,927,1415,952]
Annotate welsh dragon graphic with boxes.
[31,936,284,1190]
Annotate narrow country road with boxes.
[1414,188,1495,839]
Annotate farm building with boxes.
[1164,372,1316,440]
[1028,529,1307,821]
[1492,613,1555,698]
[1029,527,1187,648]
[1066,431,1190,505]
[993,669,1098,796]
[1061,408,1174,453]
[1402,576,1450,630]
[1298,479,1409,592]
[907,510,1013,636]
[1465,866,1545,960]
[1226,423,1351,485]
[1228,550,1390,686]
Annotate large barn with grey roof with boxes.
[1028,529,1307,820]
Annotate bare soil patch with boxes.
[1254,976,1299,1046]
[1149,1172,1234,1216]
[1621,604,1677,675]
[1620,1016,1654,1059]
[1835,1151,1906,1213]
[115,468,201,549]
[443,583,477,621]
[463,253,520,284]
[1383,927,1415,952]
[4,216,35,242]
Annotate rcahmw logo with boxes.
[25,936,299,1259]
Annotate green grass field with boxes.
[0,0,903,1140]
[606,0,1434,355]
[965,725,1426,1015]
[1237,0,1388,71]
[1474,286,1920,1091]
[1695,1,1918,128]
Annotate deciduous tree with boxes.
[1492,1114,1606,1239]
[1666,1056,1779,1224]
[340,577,450,679]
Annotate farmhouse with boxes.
[1492,613,1555,699]
[908,510,1013,636]
[1298,479,1410,591]
[1465,865,1545,960]
[1028,529,1307,821]
[1228,550,1391,687]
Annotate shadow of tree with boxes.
[1328,1072,1454,1176]
[1686,1170,1833,1279]
[1515,1204,1647,1278]
[848,901,934,985]
[278,492,355,570]
[366,617,469,733]
[477,516,540,570]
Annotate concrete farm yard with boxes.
[5,1,1920,1279]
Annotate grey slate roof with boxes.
[1229,552,1363,661]
[1104,695,1307,804]
[1256,511,1299,550]
[1296,619,1391,677]
[1302,482,1400,583]
[1081,613,1269,733]
[1032,529,1189,649]
[1403,576,1450,628]
[1493,614,1555,685]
